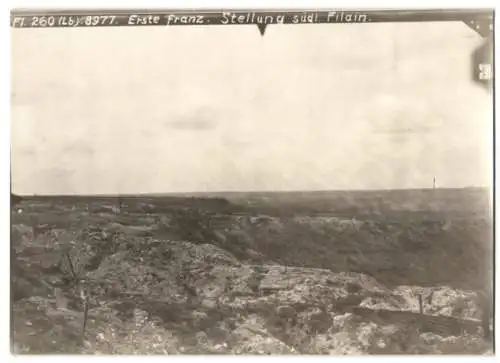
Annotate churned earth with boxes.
[10,189,494,354]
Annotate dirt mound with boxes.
[10,194,493,355]
[12,230,492,354]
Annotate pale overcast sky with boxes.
[11,22,492,194]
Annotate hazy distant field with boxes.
[11,187,494,354]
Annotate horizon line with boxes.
[11,186,490,197]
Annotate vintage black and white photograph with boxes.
[10,8,494,355]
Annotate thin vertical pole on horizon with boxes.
[432,177,437,214]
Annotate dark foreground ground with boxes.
[10,188,494,354]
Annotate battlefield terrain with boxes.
[10,187,494,354]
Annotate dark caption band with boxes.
[10,9,494,38]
